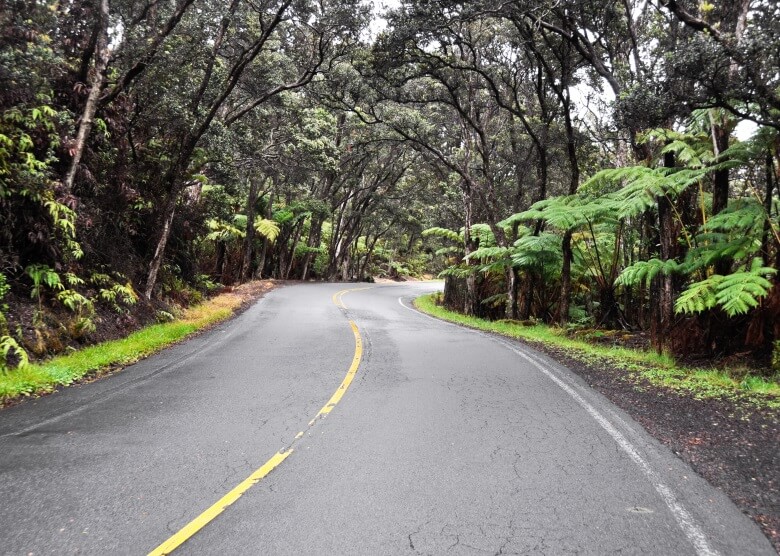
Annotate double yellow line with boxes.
[148,288,366,555]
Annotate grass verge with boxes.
[414,293,780,405]
[0,289,251,405]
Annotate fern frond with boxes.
[438,266,476,279]
[514,196,613,231]
[205,219,244,241]
[465,246,511,262]
[701,198,766,235]
[254,218,280,242]
[435,246,461,257]
[422,227,463,244]
[714,260,776,316]
[470,224,497,247]
[615,258,684,288]
[497,212,530,230]
[675,275,723,315]
[676,259,776,316]
[480,293,507,307]
[511,233,562,269]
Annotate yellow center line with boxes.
[147,287,368,555]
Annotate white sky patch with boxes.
[365,0,400,39]
[734,119,758,141]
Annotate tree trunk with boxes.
[505,267,519,319]
[214,240,226,281]
[559,89,579,325]
[257,238,269,279]
[762,153,776,265]
[300,214,323,281]
[654,149,678,344]
[559,230,573,325]
[710,114,731,275]
[241,176,261,281]
[144,190,178,299]
[463,184,476,316]
[284,219,304,279]
[519,277,533,320]
[64,0,110,193]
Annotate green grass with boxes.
[414,293,780,405]
[0,296,239,404]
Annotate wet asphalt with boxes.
[0,282,773,555]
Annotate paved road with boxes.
[0,282,773,555]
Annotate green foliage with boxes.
[641,127,714,169]
[683,198,768,271]
[207,216,280,243]
[26,264,63,314]
[512,194,612,231]
[422,226,463,244]
[57,289,93,314]
[206,218,244,242]
[0,272,28,371]
[511,233,563,272]
[0,335,28,372]
[98,284,138,311]
[616,258,685,288]
[254,218,281,242]
[156,310,176,323]
[675,259,776,316]
[466,246,512,262]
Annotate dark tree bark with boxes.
[241,176,261,281]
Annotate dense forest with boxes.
[1,0,778,370]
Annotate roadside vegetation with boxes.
[415,293,780,405]
[0,283,270,405]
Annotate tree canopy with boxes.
[1,0,778,368]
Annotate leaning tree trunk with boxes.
[63,0,110,193]
[144,189,179,299]
[300,214,323,281]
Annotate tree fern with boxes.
[510,233,562,272]
[435,246,461,256]
[470,223,497,247]
[205,219,244,242]
[438,266,475,279]
[509,195,614,232]
[615,258,685,288]
[715,261,777,316]
[676,259,776,317]
[465,246,512,262]
[422,226,463,244]
[675,275,722,315]
[254,218,280,242]
[685,198,767,271]
[701,198,766,235]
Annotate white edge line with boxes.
[397,296,718,556]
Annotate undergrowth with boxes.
[0,294,241,404]
[414,293,780,407]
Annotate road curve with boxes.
[0,282,773,555]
